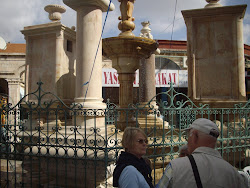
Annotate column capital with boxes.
[63,0,115,12]
[6,79,20,85]
[56,30,64,39]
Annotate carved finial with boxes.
[140,21,153,39]
[44,4,66,22]
[205,0,222,8]
[118,0,136,36]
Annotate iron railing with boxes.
[0,82,249,187]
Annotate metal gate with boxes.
[0,82,249,187]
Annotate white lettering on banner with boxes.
[102,68,188,87]
[103,68,119,86]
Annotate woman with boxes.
[113,127,153,188]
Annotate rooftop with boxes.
[0,43,26,54]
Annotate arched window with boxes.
[155,57,181,70]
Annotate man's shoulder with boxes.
[171,156,190,166]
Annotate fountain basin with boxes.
[103,36,158,73]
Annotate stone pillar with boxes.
[6,79,20,125]
[182,1,247,109]
[74,7,104,108]
[119,74,135,108]
[118,73,136,128]
[55,31,64,97]
[138,22,164,131]
[63,0,115,128]
[139,54,156,104]
[7,79,20,107]
[139,22,159,107]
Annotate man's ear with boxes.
[193,130,199,144]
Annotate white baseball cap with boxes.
[184,118,220,138]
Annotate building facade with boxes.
[0,40,250,106]
[0,43,25,106]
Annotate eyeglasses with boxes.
[136,139,148,144]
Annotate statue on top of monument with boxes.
[117,0,136,36]
[118,0,135,22]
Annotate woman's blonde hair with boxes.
[122,127,147,150]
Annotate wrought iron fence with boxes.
[0,82,249,187]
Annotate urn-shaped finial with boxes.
[139,21,153,39]
[44,4,66,22]
[118,0,136,36]
[205,0,222,8]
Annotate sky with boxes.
[0,0,249,45]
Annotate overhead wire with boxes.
[156,0,178,76]
[83,0,112,104]
[159,17,182,34]
[170,0,178,49]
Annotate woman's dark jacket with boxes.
[113,151,153,188]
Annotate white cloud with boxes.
[0,0,249,45]
[0,1,37,42]
[0,0,75,43]
[102,0,206,40]
[243,23,250,45]
[243,13,250,45]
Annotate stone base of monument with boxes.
[22,118,62,132]
[116,120,137,131]
[22,148,115,188]
[136,115,170,136]
[193,100,246,107]
[192,100,247,121]
[0,159,24,188]
[18,123,119,187]
[22,157,53,188]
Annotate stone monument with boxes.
[21,4,76,104]
[182,0,247,109]
[21,4,76,129]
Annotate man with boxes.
[156,118,247,188]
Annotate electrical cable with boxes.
[83,0,112,104]
[170,0,178,49]
[159,17,182,34]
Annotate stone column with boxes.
[63,0,115,128]
[7,79,20,107]
[138,22,164,131]
[139,21,159,107]
[182,1,247,109]
[6,79,20,124]
[139,54,156,104]
[118,73,136,128]
[119,74,135,108]
[75,7,104,107]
